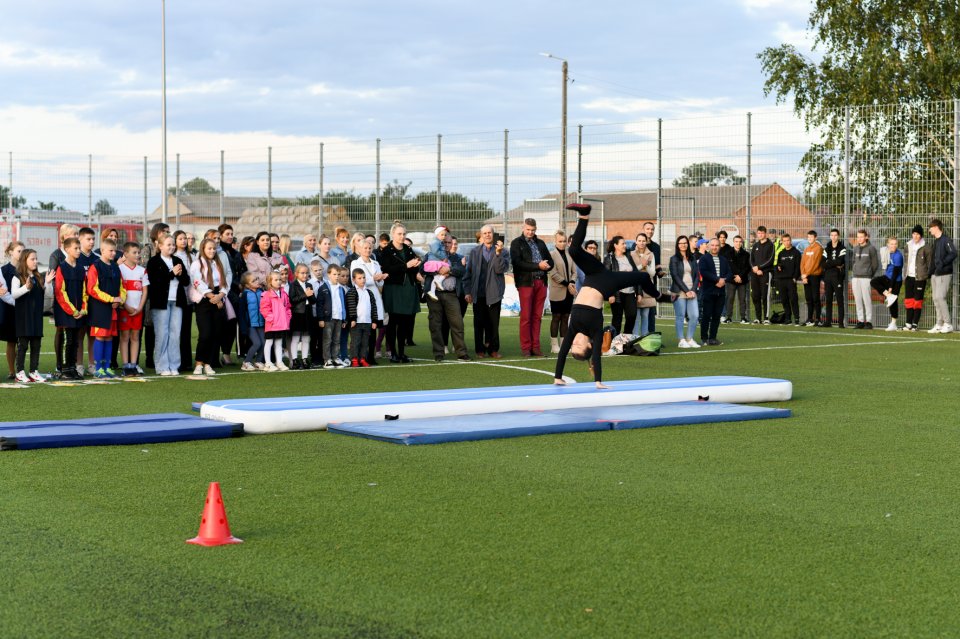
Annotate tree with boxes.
[93,199,117,216]
[0,185,26,208]
[37,200,65,211]
[757,1,960,234]
[168,177,220,196]
[672,162,745,187]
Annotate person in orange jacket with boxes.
[800,230,825,326]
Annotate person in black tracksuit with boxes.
[822,229,847,327]
[749,226,775,322]
[725,235,751,322]
[773,234,801,324]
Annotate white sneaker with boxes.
[678,340,690,349]
[762,319,771,325]
[335,358,348,368]
[29,370,46,383]
[940,324,954,333]
[719,316,726,323]
[254,362,266,370]
[240,362,256,371]
[551,344,561,354]
[276,362,289,371]
[885,319,897,331]
[323,360,335,369]
[444,346,449,355]
[264,363,278,372]
[928,323,943,334]
[158,370,171,376]
[15,370,30,383]
[203,364,216,376]
[193,365,204,376]
[88,364,97,376]
[687,340,701,348]
[885,293,898,306]
[135,365,145,375]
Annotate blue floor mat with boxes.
[328,402,791,445]
[0,413,244,450]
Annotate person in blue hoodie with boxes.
[240,272,265,370]
[870,236,904,331]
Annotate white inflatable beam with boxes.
[199,376,792,435]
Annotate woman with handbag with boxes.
[189,239,228,376]
[633,232,658,336]
[379,222,422,363]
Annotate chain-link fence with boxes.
[2,100,958,327]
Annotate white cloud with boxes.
[581,96,731,115]
[307,82,406,101]
[737,0,811,14]
[0,41,101,70]
[111,79,237,98]
[773,20,813,48]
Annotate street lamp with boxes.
[161,0,169,224]
[540,52,568,231]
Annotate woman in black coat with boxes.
[378,223,422,363]
[146,235,190,375]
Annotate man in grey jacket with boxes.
[464,225,511,358]
[851,229,880,329]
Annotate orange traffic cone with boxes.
[186,482,243,546]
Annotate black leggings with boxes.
[871,276,902,319]
[568,217,662,300]
[386,313,414,358]
[610,293,637,335]
[16,336,41,373]
[195,298,226,365]
[550,312,569,338]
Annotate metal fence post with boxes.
[843,106,851,233]
[143,157,148,241]
[88,154,94,233]
[7,152,11,213]
[656,118,663,248]
[319,143,324,237]
[503,129,509,237]
[436,134,442,226]
[746,112,752,233]
[375,138,381,236]
[953,99,959,328]
[577,124,583,197]
[219,150,225,225]
[175,153,180,228]
[267,146,273,233]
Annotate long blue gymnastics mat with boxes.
[199,376,793,434]
[0,413,244,451]
[328,402,791,445]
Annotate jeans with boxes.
[673,296,699,340]
[151,302,183,373]
[632,307,652,336]
[350,323,372,360]
[322,320,342,362]
[246,326,265,364]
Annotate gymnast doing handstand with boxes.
[554,203,675,389]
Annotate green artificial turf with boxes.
[1,317,958,638]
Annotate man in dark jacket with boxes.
[723,234,751,323]
[698,239,732,345]
[750,225,775,323]
[773,233,802,325]
[822,228,847,328]
[509,218,553,356]
[928,219,957,333]
[465,225,511,358]
[642,221,665,333]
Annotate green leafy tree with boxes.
[168,177,220,196]
[37,200,66,211]
[93,199,116,216]
[672,162,745,187]
[757,1,960,235]
[0,185,25,208]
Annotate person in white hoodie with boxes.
[902,225,933,331]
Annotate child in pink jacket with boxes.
[260,271,292,371]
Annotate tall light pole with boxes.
[161,0,169,224]
[540,52,568,230]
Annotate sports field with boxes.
[1,317,958,638]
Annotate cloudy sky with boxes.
[0,0,813,156]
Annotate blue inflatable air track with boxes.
[0,413,244,451]
[328,401,791,445]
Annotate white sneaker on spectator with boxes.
[323,360,335,369]
[885,319,897,331]
[276,361,290,371]
[240,362,256,371]
[335,358,348,368]
[762,319,771,325]
[254,362,265,370]
[203,364,216,376]
[928,323,943,334]
[29,370,46,383]
[136,365,145,375]
[687,340,702,348]
[76,364,85,376]
[678,340,690,349]
[193,365,204,376]
[884,293,898,306]
[15,370,30,383]
[88,364,97,376]
[264,363,278,372]
[719,316,726,323]
[740,319,749,325]
[940,323,954,333]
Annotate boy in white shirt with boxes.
[321,265,348,368]
[118,242,149,376]
[345,268,379,367]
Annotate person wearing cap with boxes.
[902,224,933,331]
[510,218,553,356]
